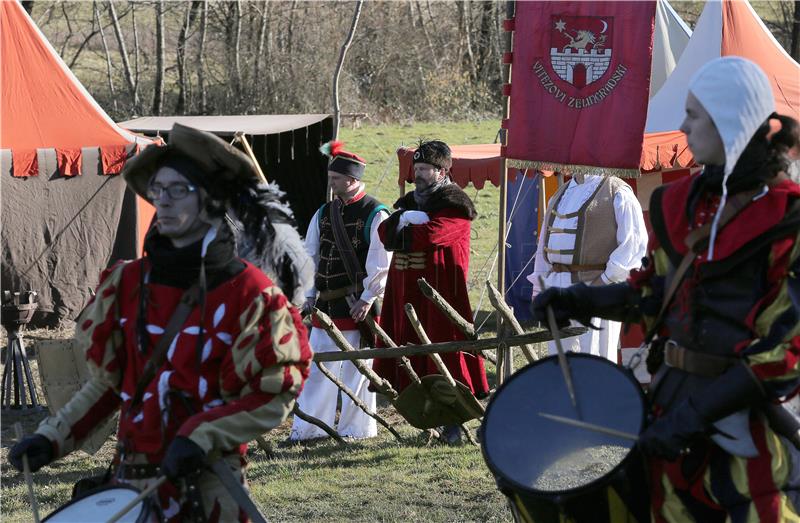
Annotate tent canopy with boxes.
[641,0,800,170]
[120,115,331,136]
[121,115,334,235]
[1,0,154,326]
[0,1,150,178]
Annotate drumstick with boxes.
[105,476,167,523]
[13,423,40,523]
[537,277,578,410]
[538,412,638,442]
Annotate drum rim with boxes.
[480,353,647,499]
[42,483,144,521]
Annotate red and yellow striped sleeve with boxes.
[36,262,127,456]
[178,283,312,452]
[741,232,800,399]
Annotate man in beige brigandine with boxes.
[527,172,648,363]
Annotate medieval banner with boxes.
[503,1,656,176]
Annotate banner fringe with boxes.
[506,158,641,179]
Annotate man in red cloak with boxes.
[374,140,489,442]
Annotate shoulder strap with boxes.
[644,187,762,342]
[129,284,200,411]
[328,199,363,288]
[364,204,389,243]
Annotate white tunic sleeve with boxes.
[359,210,392,306]
[601,186,648,284]
[304,209,321,300]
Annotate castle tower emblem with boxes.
[550,15,613,89]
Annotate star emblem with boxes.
[555,19,566,32]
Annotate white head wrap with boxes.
[687,56,775,259]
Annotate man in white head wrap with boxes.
[532,57,800,521]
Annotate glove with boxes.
[531,282,638,328]
[301,297,316,318]
[639,363,764,460]
[9,434,54,473]
[161,436,206,481]
[396,210,430,232]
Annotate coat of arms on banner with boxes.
[550,15,613,89]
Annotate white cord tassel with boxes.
[707,171,731,261]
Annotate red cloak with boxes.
[374,188,489,397]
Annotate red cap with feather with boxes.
[319,140,366,179]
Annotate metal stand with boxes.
[1,291,41,411]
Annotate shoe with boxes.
[439,425,462,445]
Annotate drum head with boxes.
[43,485,145,522]
[481,354,645,496]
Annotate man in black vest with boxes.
[290,141,391,441]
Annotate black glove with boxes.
[532,282,637,328]
[301,297,317,318]
[9,434,54,473]
[161,436,206,481]
[639,363,764,461]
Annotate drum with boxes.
[43,485,162,522]
[481,354,650,523]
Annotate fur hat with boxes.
[412,140,452,171]
[122,123,259,205]
[320,140,366,180]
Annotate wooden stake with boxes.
[292,404,346,445]
[346,297,422,385]
[416,278,497,364]
[314,362,404,441]
[13,423,40,523]
[312,308,399,400]
[417,278,476,339]
[313,326,586,363]
[486,280,538,363]
[404,303,456,387]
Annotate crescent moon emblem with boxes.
[600,20,608,34]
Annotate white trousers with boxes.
[290,327,377,440]
[547,317,621,364]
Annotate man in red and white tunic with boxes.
[9,124,312,522]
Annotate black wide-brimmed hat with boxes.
[122,123,259,204]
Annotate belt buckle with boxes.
[663,340,680,369]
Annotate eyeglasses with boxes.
[147,182,197,201]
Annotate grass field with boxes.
[1,119,546,522]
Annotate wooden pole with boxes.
[292,404,346,445]
[404,303,456,387]
[417,278,476,339]
[234,132,268,184]
[314,327,586,363]
[361,313,422,384]
[496,0,517,385]
[416,278,496,365]
[486,281,537,363]
[13,423,39,523]
[314,362,404,441]
[312,309,399,400]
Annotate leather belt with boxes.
[663,340,735,377]
[318,284,362,302]
[118,463,161,480]
[551,262,606,273]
